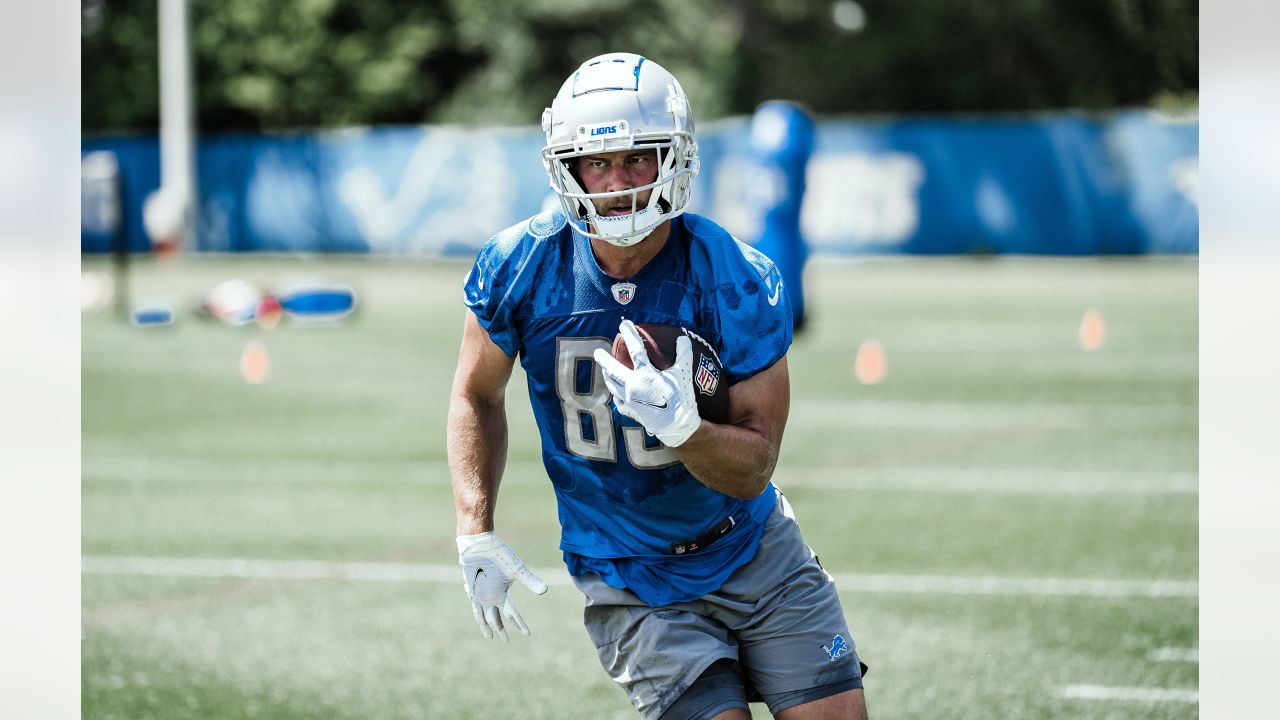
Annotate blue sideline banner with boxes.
[82,111,1197,256]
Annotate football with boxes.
[611,324,731,424]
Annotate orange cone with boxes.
[239,340,271,384]
[1079,309,1106,351]
[855,338,888,385]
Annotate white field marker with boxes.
[83,456,1198,495]
[81,557,1197,599]
[1059,684,1198,703]
[1149,647,1199,663]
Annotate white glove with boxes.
[592,319,702,448]
[457,531,548,642]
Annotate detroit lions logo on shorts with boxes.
[823,634,849,662]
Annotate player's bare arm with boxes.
[448,310,548,641]
[672,356,789,499]
[447,310,515,535]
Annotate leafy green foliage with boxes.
[83,0,1197,133]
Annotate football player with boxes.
[448,53,868,720]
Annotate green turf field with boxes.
[82,254,1198,719]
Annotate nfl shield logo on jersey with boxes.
[695,354,720,396]
[611,282,636,305]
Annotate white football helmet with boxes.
[541,53,700,247]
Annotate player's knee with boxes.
[659,659,750,720]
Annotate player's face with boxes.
[574,150,660,216]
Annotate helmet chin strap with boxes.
[588,205,662,247]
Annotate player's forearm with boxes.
[672,358,788,499]
[672,420,777,499]
[447,393,509,535]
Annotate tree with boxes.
[81,0,1198,134]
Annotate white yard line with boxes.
[83,456,1197,495]
[83,556,463,584]
[1149,647,1199,663]
[81,455,441,485]
[834,573,1196,598]
[1058,684,1199,703]
[774,467,1198,494]
[81,556,1197,599]
[789,399,1194,430]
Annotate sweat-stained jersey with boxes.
[463,208,793,606]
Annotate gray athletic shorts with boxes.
[574,492,865,719]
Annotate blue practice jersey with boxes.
[463,209,793,606]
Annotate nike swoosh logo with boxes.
[633,398,669,410]
[767,280,784,307]
[474,568,485,583]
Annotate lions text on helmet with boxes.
[541,53,700,247]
